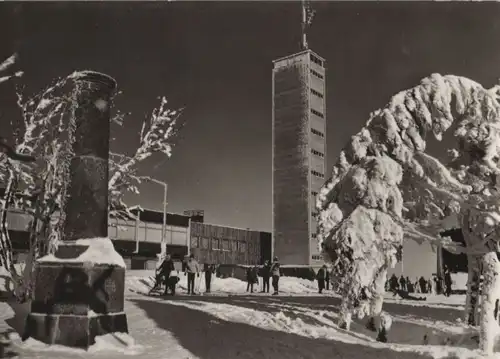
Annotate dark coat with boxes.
[261,263,271,278]
[247,267,258,283]
[159,258,175,276]
[316,268,326,281]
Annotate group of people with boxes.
[386,267,454,296]
[153,254,283,296]
[153,255,334,296]
[245,256,281,295]
[151,253,210,296]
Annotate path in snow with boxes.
[0,272,480,359]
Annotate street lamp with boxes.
[143,178,168,258]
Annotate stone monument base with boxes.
[24,239,129,349]
[25,312,128,348]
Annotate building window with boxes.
[311,170,324,179]
[312,191,318,196]
[310,54,323,67]
[312,255,322,260]
[222,238,230,251]
[239,241,247,253]
[311,128,324,138]
[211,238,220,250]
[310,88,324,99]
[201,237,210,249]
[191,236,199,248]
[310,69,324,80]
[311,149,325,158]
[312,233,317,238]
[311,109,324,118]
[231,240,238,252]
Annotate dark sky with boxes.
[1,1,500,232]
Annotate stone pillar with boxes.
[24,71,128,349]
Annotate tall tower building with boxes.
[272,49,327,265]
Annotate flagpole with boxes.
[301,0,308,50]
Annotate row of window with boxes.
[310,54,323,67]
[310,88,324,99]
[191,236,251,253]
[311,233,317,238]
[312,255,322,260]
[312,191,318,196]
[310,69,324,80]
[311,170,324,178]
[311,108,324,119]
[311,128,324,138]
[311,149,325,158]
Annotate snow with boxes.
[37,238,126,268]
[95,99,108,112]
[20,332,143,355]
[126,270,324,296]
[0,272,497,359]
[0,53,17,72]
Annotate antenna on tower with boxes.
[301,0,315,51]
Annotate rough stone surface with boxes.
[54,244,89,259]
[63,72,116,242]
[63,157,109,241]
[24,312,128,348]
[30,262,125,315]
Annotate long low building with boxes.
[4,207,272,270]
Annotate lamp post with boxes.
[145,178,168,257]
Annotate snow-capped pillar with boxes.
[62,71,114,242]
[25,71,129,349]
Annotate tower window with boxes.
[311,149,325,158]
[310,54,323,67]
[312,191,318,196]
[311,170,324,178]
[310,88,324,99]
[310,69,324,80]
[311,109,324,118]
[311,128,324,138]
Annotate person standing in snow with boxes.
[444,267,453,297]
[399,275,407,292]
[419,276,427,294]
[414,278,421,293]
[389,274,399,293]
[270,257,281,295]
[246,265,258,293]
[155,253,175,296]
[260,260,271,293]
[406,276,413,293]
[429,277,435,294]
[316,265,327,294]
[204,263,215,294]
[325,267,330,291]
[185,254,200,295]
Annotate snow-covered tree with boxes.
[0,69,182,302]
[316,74,500,353]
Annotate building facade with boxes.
[3,207,271,269]
[109,209,191,269]
[189,221,267,265]
[272,49,327,265]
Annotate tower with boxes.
[272,1,326,265]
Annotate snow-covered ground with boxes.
[0,271,494,359]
